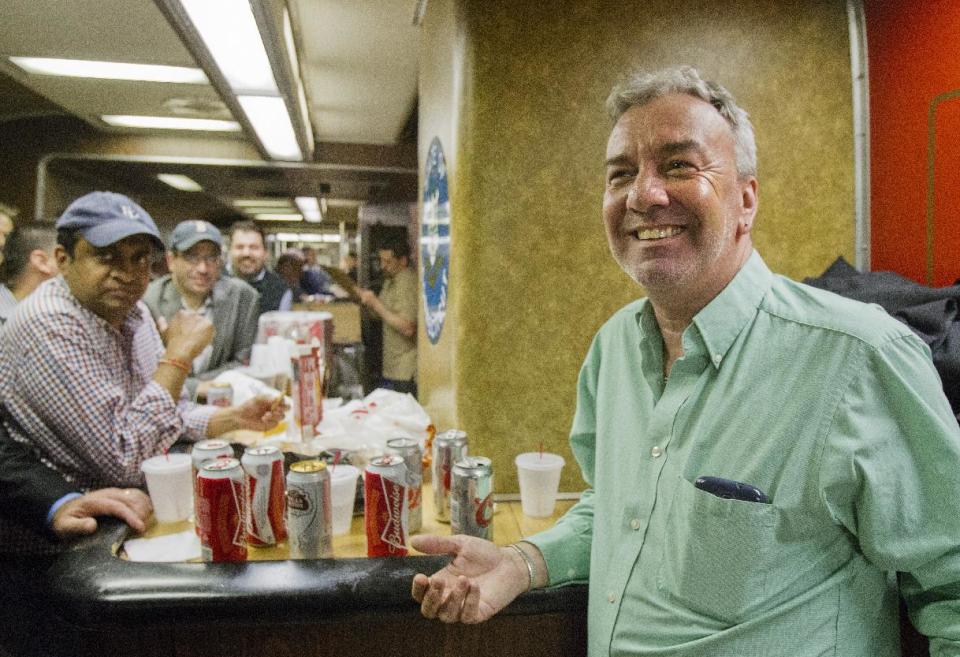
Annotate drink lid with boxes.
[290,459,326,473]
[386,437,417,449]
[370,454,404,467]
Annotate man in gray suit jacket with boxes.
[144,220,260,400]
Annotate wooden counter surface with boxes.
[135,482,576,561]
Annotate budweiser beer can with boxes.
[364,455,408,557]
[431,430,468,522]
[450,456,494,540]
[386,437,423,534]
[290,343,323,440]
[241,445,287,546]
[286,460,332,559]
[196,458,247,562]
[191,439,234,535]
[206,382,233,407]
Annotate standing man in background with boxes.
[143,220,260,400]
[357,239,417,396]
[0,225,58,323]
[226,220,291,313]
[410,66,960,656]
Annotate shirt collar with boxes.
[691,250,773,371]
[634,250,773,372]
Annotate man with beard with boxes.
[410,67,960,656]
[226,220,291,314]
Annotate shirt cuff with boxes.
[182,403,218,440]
[46,492,83,527]
[524,521,592,586]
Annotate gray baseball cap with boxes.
[170,220,223,252]
[55,191,163,249]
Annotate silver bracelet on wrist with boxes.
[508,543,536,592]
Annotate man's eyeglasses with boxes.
[179,253,221,266]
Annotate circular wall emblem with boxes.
[421,137,450,345]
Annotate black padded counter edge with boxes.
[45,519,588,628]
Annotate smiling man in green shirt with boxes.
[410,66,960,655]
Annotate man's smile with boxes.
[632,225,686,241]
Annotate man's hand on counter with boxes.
[410,535,538,624]
[52,488,152,539]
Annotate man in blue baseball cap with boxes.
[143,219,260,400]
[0,192,286,553]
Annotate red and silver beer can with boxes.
[290,343,323,439]
[450,456,494,540]
[431,430,468,522]
[196,457,247,562]
[206,382,233,407]
[191,439,234,534]
[286,460,332,559]
[241,445,287,546]
[364,454,408,557]
[386,437,423,534]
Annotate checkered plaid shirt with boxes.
[0,276,216,490]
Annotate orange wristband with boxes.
[158,357,191,374]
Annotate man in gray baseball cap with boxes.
[0,192,285,536]
[144,219,260,400]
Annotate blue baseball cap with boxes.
[169,220,222,252]
[55,191,163,249]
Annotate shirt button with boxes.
[567,568,577,579]
[651,445,663,458]
[630,518,641,531]
[713,353,723,365]
[607,592,616,604]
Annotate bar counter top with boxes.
[43,482,588,657]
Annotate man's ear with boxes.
[737,177,759,237]
[54,244,70,270]
[30,249,56,277]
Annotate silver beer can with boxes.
[450,456,494,540]
[386,437,423,534]
[431,429,468,522]
[286,459,332,559]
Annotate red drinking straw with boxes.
[331,449,343,474]
[539,441,544,460]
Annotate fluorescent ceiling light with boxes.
[233,198,294,208]
[157,174,203,191]
[9,57,207,84]
[295,196,322,222]
[101,115,241,131]
[178,0,277,95]
[237,96,302,161]
[255,213,303,221]
[241,206,297,215]
[276,233,341,243]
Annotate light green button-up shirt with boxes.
[527,252,960,657]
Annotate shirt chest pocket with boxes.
[656,475,776,623]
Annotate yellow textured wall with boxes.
[420,0,854,493]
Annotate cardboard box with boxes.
[293,301,361,344]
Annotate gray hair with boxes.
[606,66,757,178]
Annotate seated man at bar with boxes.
[0,224,59,323]
[143,220,260,400]
[357,239,418,396]
[226,220,292,314]
[0,192,285,492]
[412,67,960,655]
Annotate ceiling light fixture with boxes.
[295,196,322,223]
[171,0,306,161]
[237,96,302,161]
[233,198,294,208]
[157,174,203,191]
[8,57,208,84]
[101,115,241,131]
[254,213,303,222]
